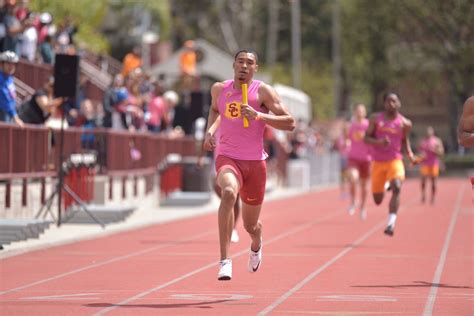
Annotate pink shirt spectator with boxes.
[147,94,166,127]
[419,136,439,167]
[372,112,404,161]
[217,80,269,160]
[348,118,371,162]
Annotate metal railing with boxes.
[0,123,199,210]
[15,59,105,102]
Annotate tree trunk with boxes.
[266,0,279,66]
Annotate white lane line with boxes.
[93,210,343,315]
[422,184,466,316]
[170,293,253,301]
[22,293,100,301]
[0,193,321,296]
[257,220,385,315]
[0,230,214,296]
[277,311,406,314]
[315,294,397,302]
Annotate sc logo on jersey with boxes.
[225,102,242,119]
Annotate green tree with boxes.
[340,0,400,112]
[30,0,110,52]
[396,0,474,149]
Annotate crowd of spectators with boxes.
[0,0,77,65]
[106,49,181,136]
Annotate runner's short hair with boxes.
[383,92,400,102]
[234,49,258,63]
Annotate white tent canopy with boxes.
[274,83,312,123]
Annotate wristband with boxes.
[255,112,261,121]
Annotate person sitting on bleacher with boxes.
[18,76,63,125]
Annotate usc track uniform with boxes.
[371,113,405,194]
[215,79,269,205]
[347,118,372,179]
[419,136,440,177]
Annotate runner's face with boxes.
[384,94,400,114]
[354,104,366,119]
[427,126,434,137]
[233,52,258,83]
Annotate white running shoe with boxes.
[347,204,356,216]
[359,208,367,220]
[247,239,262,273]
[217,259,232,281]
[231,229,239,243]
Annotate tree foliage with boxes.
[30,0,110,52]
[30,0,474,138]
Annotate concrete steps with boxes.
[160,191,212,207]
[0,219,53,248]
[61,204,136,225]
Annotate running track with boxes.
[0,178,472,315]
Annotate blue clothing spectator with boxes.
[39,35,54,64]
[0,50,23,126]
[0,70,16,119]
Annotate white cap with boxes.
[0,51,19,63]
[40,12,52,24]
[163,90,179,107]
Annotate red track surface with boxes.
[0,178,472,315]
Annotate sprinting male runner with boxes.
[364,92,417,236]
[203,49,295,280]
[418,126,444,204]
[345,103,372,220]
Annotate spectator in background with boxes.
[0,50,23,126]
[111,86,128,130]
[18,76,63,125]
[121,46,142,78]
[63,15,78,45]
[39,34,54,64]
[162,89,179,132]
[263,126,278,188]
[146,81,167,133]
[2,0,34,55]
[110,85,143,132]
[180,40,197,76]
[37,12,52,45]
[288,125,307,159]
[77,99,97,149]
[179,40,197,90]
[124,67,146,131]
[55,19,76,54]
[15,0,30,21]
[19,12,38,61]
[102,74,124,128]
